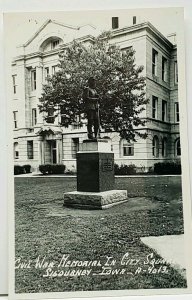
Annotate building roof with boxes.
[111,21,174,50]
[12,19,176,62]
[23,19,97,47]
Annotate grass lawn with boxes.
[14,176,186,293]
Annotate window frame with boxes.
[27,140,34,159]
[52,65,57,75]
[174,102,179,123]
[152,48,158,76]
[12,75,17,94]
[152,96,158,119]
[71,138,79,159]
[44,67,49,80]
[112,17,119,29]
[152,136,159,158]
[162,137,167,157]
[13,111,18,129]
[47,107,55,124]
[51,40,60,50]
[122,142,134,157]
[14,142,19,159]
[162,56,168,82]
[31,69,36,91]
[175,138,181,157]
[32,108,37,126]
[162,100,167,122]
[174,61,178,84]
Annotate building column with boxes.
[38,137,45,165]
[56,137,62,164]
[36,64,44,125]
[16,60,27,128]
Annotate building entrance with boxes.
[51,140,57,164]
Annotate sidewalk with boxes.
[141,234,186,276]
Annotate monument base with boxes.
[63,190,127,210]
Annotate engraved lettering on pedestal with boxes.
[101,159,113,172]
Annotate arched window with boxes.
[162,137,167,157]
[14,142,19,159]
[152,136,159,157]
[39,37,63,52]
[175,138,181,156]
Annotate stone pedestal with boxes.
[64,139,127,209]
[64,190,127,209]
[77,151,114,192]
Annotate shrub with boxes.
[39,164,65,175]
[23,164,31,173]
[154,162,181,175]
[14,165,25,175]
[114,164,136,175]
[39,164,52,175]
[51,164,66,174]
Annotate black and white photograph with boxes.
[4,6,192,299]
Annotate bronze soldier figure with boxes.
[83,77,100,139]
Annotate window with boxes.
[162,138,167,157]
[14,142,19,159]
[71,138,79,159]
[162,100,167,122]
[52,65,57,75]
[152,96,158,119]
[47,107,55,124]
[12,75,17,94]
[44,67,49,80]
[133,16,137,25]
[174,61,178,84]
[123,141,134,156]
[162,57,168,81]
[175,138,181,156]
[152,49,158,76]
[121,46,133,56]
[27,141,34,159]
[112,17,119,29]
[175,102,179,123]
[13,111,18,128]
[51,40,60,49]
[152,136,159,157]
[32,108,37,126]
[31,69,36,91]
[51,140,57,164]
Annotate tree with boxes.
[39,32,148,142]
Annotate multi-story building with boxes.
[12,17,180,172]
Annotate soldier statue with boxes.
[82,77,100,139]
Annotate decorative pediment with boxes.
[16,19,98,56]
[37,125,63,136]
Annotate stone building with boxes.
[12,17,180,172]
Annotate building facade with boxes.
[12,18,180,172]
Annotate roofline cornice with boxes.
[111,21,175,50]
[12,35,95,62]
[12,22,176,63]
